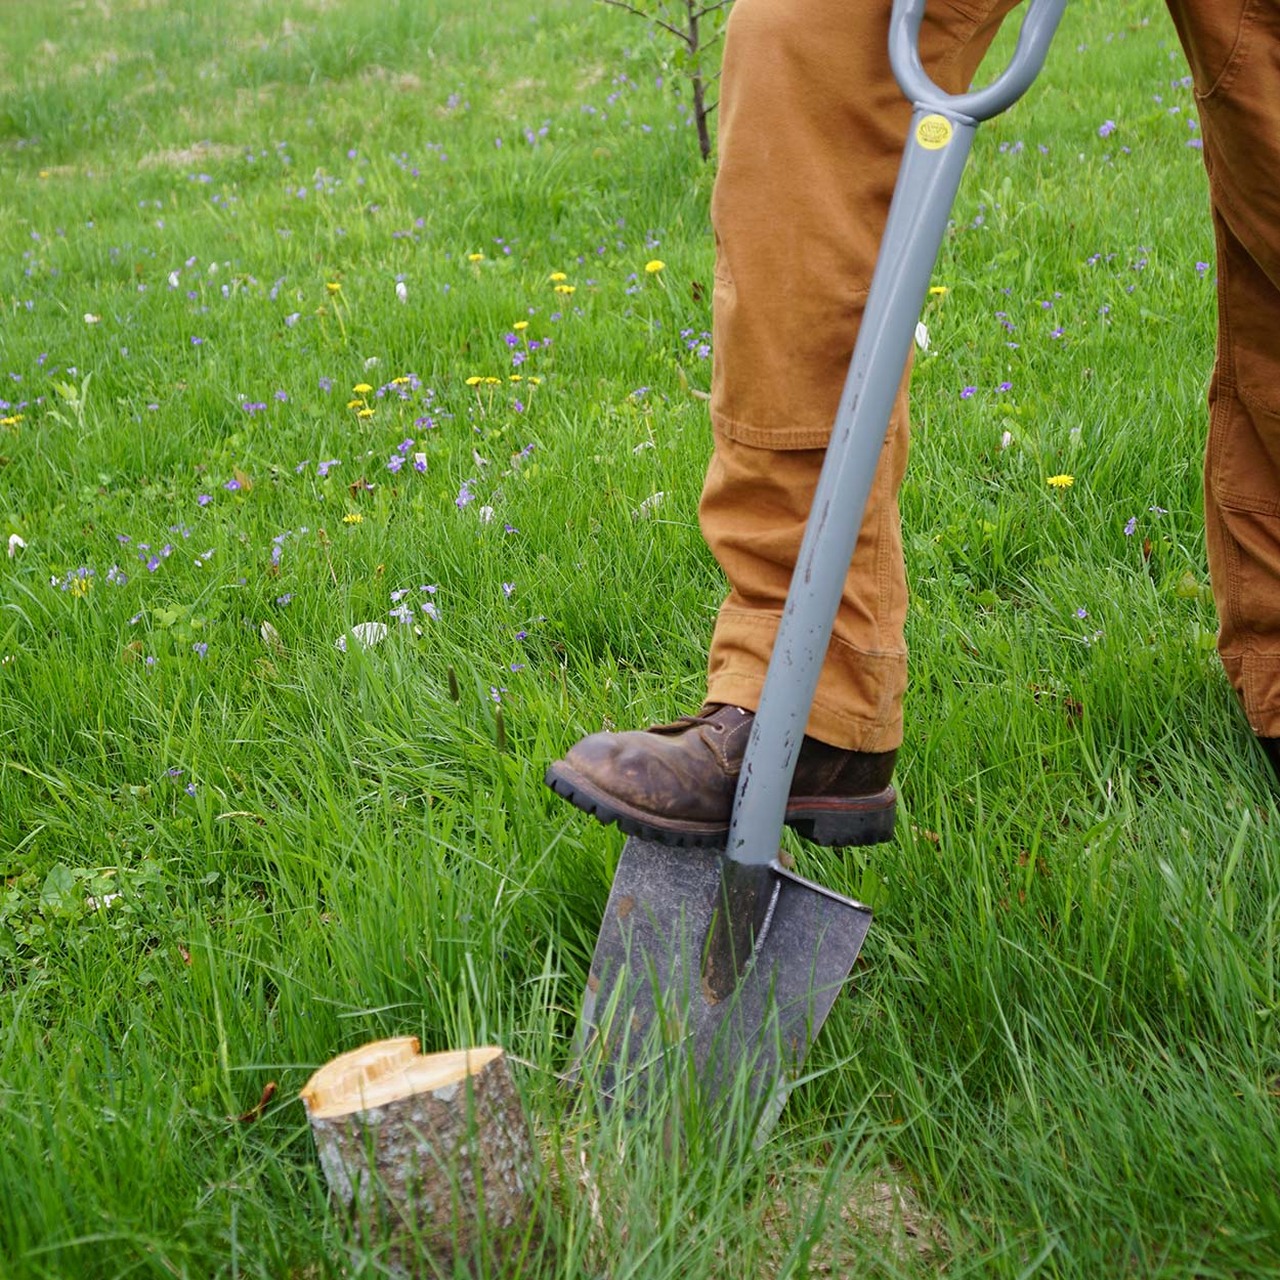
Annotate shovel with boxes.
[575,0,1067,1129]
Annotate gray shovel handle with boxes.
[890,0,1068,122]
[726,0,1067,867]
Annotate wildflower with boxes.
[357,407,375,419]
[548,271,567,282]
[326,281,341,293]
[353,383,373,394]
[997,380,1012,392]
[465,376,485,386]
[1075,607,1088,620]
[554,284,576,295]
[186,782,198,796]
[960,386,976,399]
[645,260,665,273]
[468,252,485,262]
[387,455,404,473]
[928,285,949,295]
[1124,516,1138,536]
[342,512,363,524]
[413,452,428,472]
[513,320,529,331]
[1195,261,1210,276]
[224,478,241,491]
[1098,119,1117,138]
[396,281,408,303]
[1047,474,1074,488]
[192,642,208,658]
[502,582,516,598]
[456,479,476,509]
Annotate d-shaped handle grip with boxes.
[890,0,1068,122]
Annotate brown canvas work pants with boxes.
[701,0,1280,749]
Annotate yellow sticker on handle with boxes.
[915,114,953,150]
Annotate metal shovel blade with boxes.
[576,837,872,1125]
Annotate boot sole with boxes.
[545,762,895,849]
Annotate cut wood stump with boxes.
[301,1037,536,1275]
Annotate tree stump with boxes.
[301,1037,536,1275]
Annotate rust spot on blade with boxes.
[587,973,600,993]
[615,894,636,920]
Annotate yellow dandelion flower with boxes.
[468,252,485,262]
[1047,473,1074,488]
[342,512,363,524]
[548,271,567,282]
[527,376,543,386]
[70,577,92,598]
[509,375,523,382]
[465,376,485,386]
[346,398,363,409]
[484,376,502,385]
[326,281,342,294]
[353,383,373,394]
[928,285,950,296]
[554,284,576,295]
[357,408,375,419]
[644,260,665,274]
[391,376,411,385]
[513,320,529,331]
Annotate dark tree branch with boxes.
[600,0,693,46]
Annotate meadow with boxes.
[2,0,1278,1275]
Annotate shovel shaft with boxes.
[726,0,1067,867]
[726,112,974,866]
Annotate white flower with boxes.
[363,356,381,371]
[168,270,180,288]
[634,491,666,519]
[7,534,25,558]
[1000,431,1013,450]
[478,505,495,524]
[84,313,100,324]
[395,281,408,303]
[334,621,388,652]
[914,321,930,351]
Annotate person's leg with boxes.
[1165,1,1280,769]
[702,0,1018,752]
[548,0,1018,846]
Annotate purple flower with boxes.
[192,642,208,658]
[960,386,976,399]
[275,592,294,606]
[1076,607,1088,620]
[185,782,197,796]
[1098,119,1117,138]
[502,582,516,598]
[146,555,161,572]
[191,336,204,346]
[997,381,1012,393]
[456,479,476,509]
[224,478,241,491]
[197,494,212,506]
[1196,261,1210,276]
[386,454,404,473]
[274,389,288,402]
[1124,516,1138,537]
[319,376,333,392]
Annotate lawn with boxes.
[1,0,1278,1276]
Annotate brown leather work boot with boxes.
[545,704,896,848]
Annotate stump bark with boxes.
[301,1037,535,1275]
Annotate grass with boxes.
[1,0,1278,1275]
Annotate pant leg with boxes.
[1165,0,1280,735]
[701,0,1020,751]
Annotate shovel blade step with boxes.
[576,837,872,1126]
